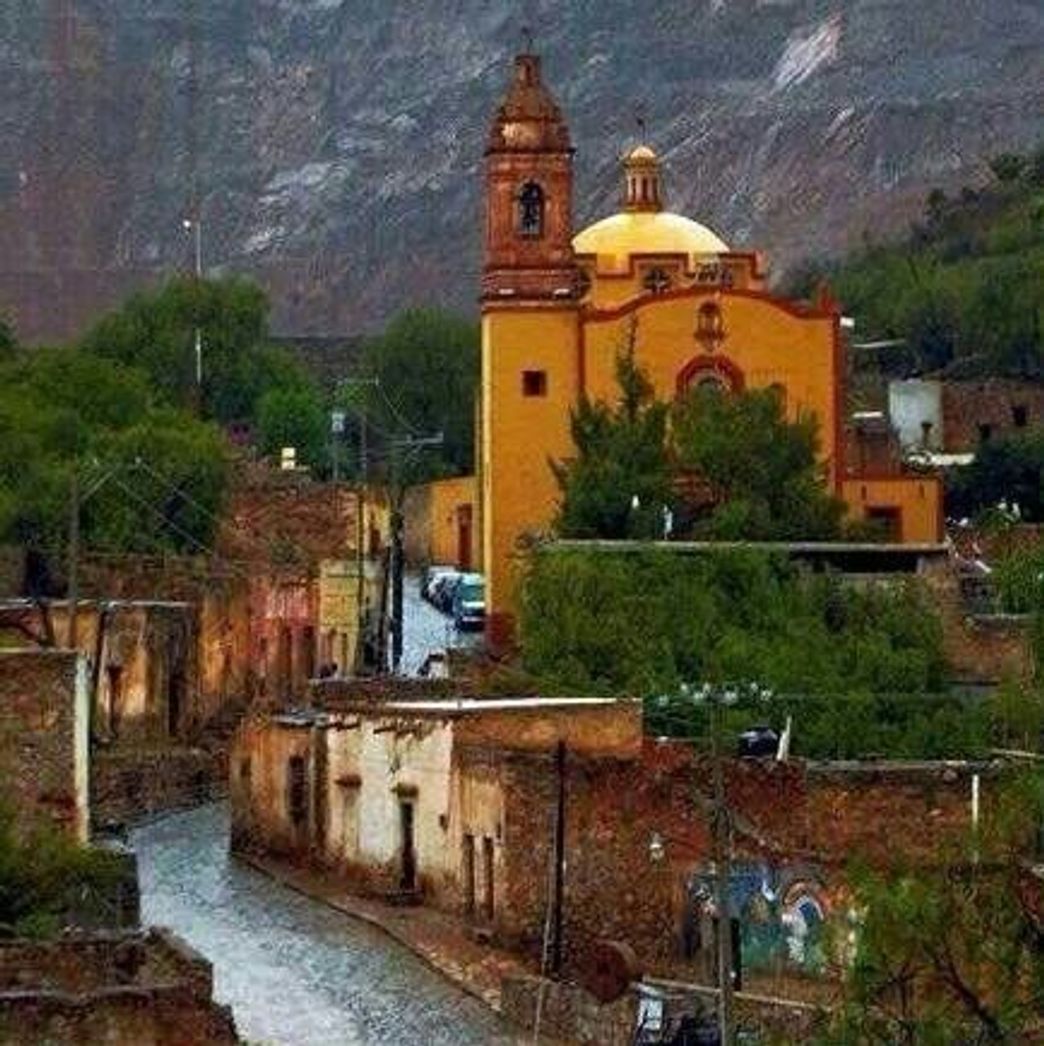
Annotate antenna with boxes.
[521,25,535,53]
[635,104,648,142]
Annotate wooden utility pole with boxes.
[66,467,79,650]
[710,696,735,1045]
[551,739,567,977]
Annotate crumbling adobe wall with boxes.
[92,746,227,828]
[0,929,238,1046]
[942,379,1044,451]
[0,649,88,842]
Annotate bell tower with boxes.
[482,51,576,300]
[479,49,581,643]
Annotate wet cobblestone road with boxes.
[400,573,481,676]
[131,804,513,1046]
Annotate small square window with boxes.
[1013,405,1028,428]
[978,423,992,443]
[522,370,547,397]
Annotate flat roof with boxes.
[548,540,949,555]
[375,697,624,713]
[0,598,193,610]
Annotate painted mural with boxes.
[686,861,830,974]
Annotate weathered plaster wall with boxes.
[942,379,1044,451]
[0,649,89,842]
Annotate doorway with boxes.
[482,836,495,921]
[399,801,417,892]
[462,834,476,916]
[456,505,473,571]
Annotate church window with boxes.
[642,267,672,294]
[517,182,545,238]
[695,301,726,349]
[522,370,547,397]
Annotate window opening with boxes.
[518,182,544,238]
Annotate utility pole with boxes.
[551,739,567,978]
[66,467,79,650]
[388,432,443,673]
[710,694,735,1046]
[182,216,203,401]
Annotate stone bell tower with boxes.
[482,51,576,301]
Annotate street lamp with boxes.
[182,217,203,389]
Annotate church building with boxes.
[479,51,942,634]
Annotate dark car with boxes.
[431,573,462,614]
[452,573,485,631]
[737,725,779,758]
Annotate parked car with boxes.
[420,565,457,604]
[737,725,779,758]
[452,573,485,631]
[430,572,462,614]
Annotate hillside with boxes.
[794,152,1044,379]
[1,0,1043,343]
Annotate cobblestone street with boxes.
[131,804,516,1046]
[401,572,481,676]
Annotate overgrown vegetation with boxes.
[0,342,228,561]
[519,547,1041,759]
[553,343,844,542]
[822,773,1044,1043]
[0,807,126,938]
[789,144,1044,378]
[946,429,1044,524]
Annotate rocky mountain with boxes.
[2,0,1042,343]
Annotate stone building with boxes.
[231,691,987,981]
[0,930,237,1045]
[478,50,943,635]
[0,599,195,743]
[0,649,89,842]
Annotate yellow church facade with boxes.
[479,52,942,635]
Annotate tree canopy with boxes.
[672,385,844,540]
[552,330,672,539]
[788,143,1044,379]
[0,346,228,565]
[357,308,479,479]
[551,346,843,542]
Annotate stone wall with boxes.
[92,746,228,828]
[941,379,1044,451]
[0,929,238,1045]
[0,649,88,842]
[500,974,826,1045]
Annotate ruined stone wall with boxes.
[0,929,237,1046]
[0,649,88,842]
[920,559,1035,684]
[79,557,254,731]
[92,747,227,828]
[230,717,314,860]
[941,379,1044,451]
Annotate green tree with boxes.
[946,429,1044,523]
[671,386,844,540]
[78,276,290,423]
[552,325,672,539]
[256,385,328,473]
[0,347,228,561]
[826,775,1044,1043]
[0,316,16,361]
[358,308,479,477]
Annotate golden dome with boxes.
[573,210,729,258]
[625,144,658,163]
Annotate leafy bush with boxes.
[0,807,125,938]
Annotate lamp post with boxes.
[182,217,203,390]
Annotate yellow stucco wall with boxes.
[581,291,838,481]
[405,476,478,569]
[841,477,944,543]
[481,289,838,620]
[482,305,580,616]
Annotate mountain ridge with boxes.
[1,0,1042,342]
